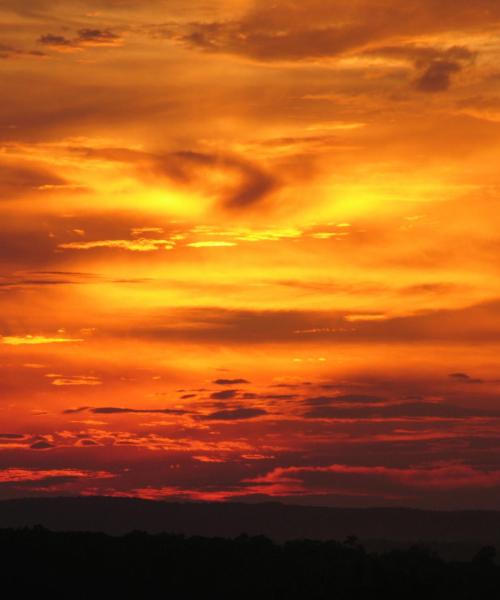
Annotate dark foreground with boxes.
[1,527,499,599]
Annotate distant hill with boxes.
[1,496,500,555]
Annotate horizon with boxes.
[2,0,500,511]
[4,495,500,513]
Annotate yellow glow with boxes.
[2,336,85,346]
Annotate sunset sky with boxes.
[2,0,500,509]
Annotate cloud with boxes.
[0,468,113,484]
[158,150,279,210]
[30,441,55,450]
[92,407,187,415]
[77,439,100,446]
[449,372,484,384]
[38,34,73,48]
[209,390,240,400]
[77,145,279,210]
[76,29,122,46]
[128,307,348,344]
[199,408,268,421]
[187,241,237,248]
[167,19,377,62]
[1,335,84,345]
[162,0,500,63]
[0,43,45,60]
[63,406,189,415]
[2,0,176,13]
[138,458,500,504]
[38,28,123,51]
[364,44,476,92]
[213,378,250,385]
[364,44,476,64]
[416,60,462,92]
[450,372,472,380]
[0,162,68,199]
[302,401,500,420]
[50,376,102,387]
[1,278,80,289]
[62,406,90,414]
[304,395,385,406]
[245,462,500,497]
[133,300,500,345]
[58,238,176,252]
[54,224,309,255]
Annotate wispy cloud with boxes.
[1,335,84,345]
[38,28,123,51]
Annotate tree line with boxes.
[1,526,498,598]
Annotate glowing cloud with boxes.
[1,336,84,346]
[58,239,176,252]
[187,241,238,248]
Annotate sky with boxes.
[1,0,500,509]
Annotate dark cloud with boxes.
[38,29,122,50]
[92,407,187,415]
[130,307,346,344]
[74,146,278,210]
[172,20,377,62]
[0,270,104,291]
[1,0,186,16]
[209,390,239,400]
[247,462,500,503]
[63,407,188,415]
[161,0,500,63]
[271,382,312,388]
[0,43,45,59]
[161,151,278,210]
[449,373,484,384]
[304,395,385,406]
[199,408,268,421]
[0,278,80,289]
[303,402,500,420]
[30,441,55,450]
[125,300,500,345]
[62,407,90,414]
[77,29,121,44]
[38,34,73,47]
[0,43,14,59]
[0,475,80,488]
[364,44,476,92]
[416,60,462,92]
[213,378,250,385]
[365,44,476,66]
[0,75,172,144]
[457,95,500,112]
[450,372,472,379]
[0,162,68,200]
[0,434,25,439]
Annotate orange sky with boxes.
[2,0,500,508]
